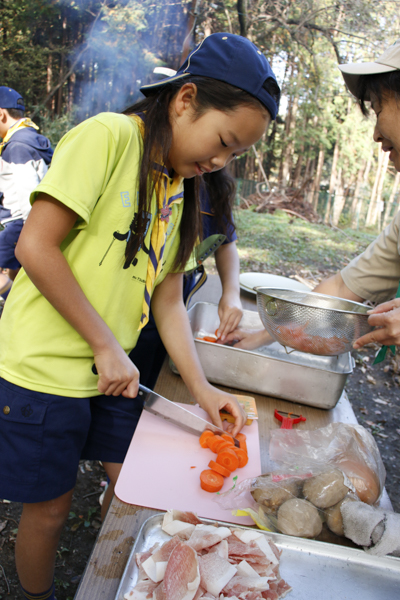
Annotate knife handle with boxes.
[92,365,152,396]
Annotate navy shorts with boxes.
[0,378,144,503]
[0,218,23,269]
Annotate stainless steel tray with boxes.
[170,302,355,409]
[115,513,400,600]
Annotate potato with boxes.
[325,496,356,536]
[303,468,349,508]
[277,498,323,538]
[251,475,301,513]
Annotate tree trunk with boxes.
[366,150,389,227]
[331,167,345,226]
[324,139,340,223]
[310,147,325,210]
[237,0,247,37]
[280,94,298,186]
[383,172,400,229]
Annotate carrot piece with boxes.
[233,447,249,468]
[213,439,232,454]
[206,434,224,452]
[199,430,214,448]
[215,328,220,338]
[221,433,235,445]
[202,336,217,343]
[236,432,248,453]
[216,448,239,472]
[208,460,231,478]
[200,469,224,493]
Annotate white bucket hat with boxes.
[339,40,400,98]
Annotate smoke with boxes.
[55,0,191,121]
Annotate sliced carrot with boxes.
[236,432,248,453]
[215,328,220,338]
[199,430,214,448]
[216,448,239,472]
[200,469,224,493]
[202,336,217,343]
[232,447,249,468]
[221,433,235,445]
[213,439,232,454]
[206,434,224,452]
[208,460,231,478]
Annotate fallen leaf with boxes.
[366,375,377,384]
[373,398,388,405]
[0,520,7,534]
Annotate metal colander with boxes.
[255,287,373,356]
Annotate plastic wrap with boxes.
[214,423,386,539]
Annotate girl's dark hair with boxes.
[357,71,400,116]
[122,76,278,269]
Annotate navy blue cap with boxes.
[0,86,25,111]
[140,33,280,120]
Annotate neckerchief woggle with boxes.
[0,118,39,155]
[132,116,184,329]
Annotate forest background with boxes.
[2,0,400,233]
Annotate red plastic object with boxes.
[274,409,306,429]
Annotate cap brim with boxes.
[338,61,397,98]
[140,72,190,96]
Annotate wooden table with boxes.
[74,275,390,599]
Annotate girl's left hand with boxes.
[216,291,243,341]
[196,384,247,438]
[353,298,400,349]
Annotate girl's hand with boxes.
[353,298,400,349]
[196,384,247,438]
[93,345,139,398]
[216,290,243,341]
[218,328,273,350]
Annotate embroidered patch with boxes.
[21,404,34,418]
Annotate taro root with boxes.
[277,498,323,538]
[303,468,349,509]
[325,496,356,536]
[251,475,301,514]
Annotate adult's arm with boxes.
[214,241,243,340]
[15,193,139,397]
[151,272,247,437]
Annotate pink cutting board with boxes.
[115,403,261,526]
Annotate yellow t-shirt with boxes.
[0,112,184,397]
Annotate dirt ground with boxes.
[0,344,399,600]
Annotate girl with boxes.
[224,40,400,356]
[0,33,280,600]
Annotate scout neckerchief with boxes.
[0,118,39,155]
[132,116,184,329]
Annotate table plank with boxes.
[74,274,391,599]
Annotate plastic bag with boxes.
[214,423,386,539]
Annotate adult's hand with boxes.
[353,298,400,349]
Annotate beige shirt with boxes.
[341,210,400,304]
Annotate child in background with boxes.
[0,33,280,600]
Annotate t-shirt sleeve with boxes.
[30,115,134,228]
[341,210,400,303]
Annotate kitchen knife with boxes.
[138,384,240,448]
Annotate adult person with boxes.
[223,40,400,355]
[0,86,53,291]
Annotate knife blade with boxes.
[138,384,240,448]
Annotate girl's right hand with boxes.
[93,346,139,398]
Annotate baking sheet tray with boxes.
[115,513,400,600]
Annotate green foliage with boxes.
[234,208,375,276]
